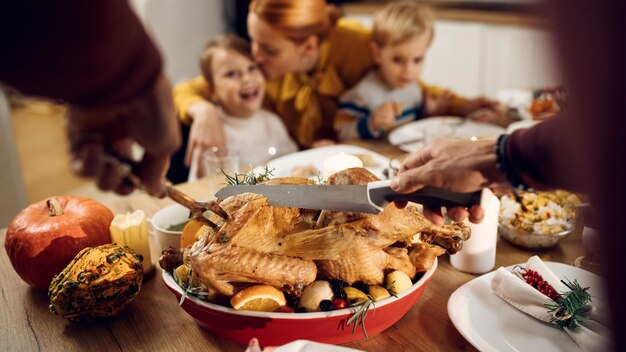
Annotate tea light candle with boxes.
[450,192,500,274]
[110,210,154,275]
[322,153,363,179]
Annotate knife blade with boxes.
[215,180,493,214]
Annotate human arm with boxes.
[505,113,589,192]
[390,112,585,224]
[463,97,505,123]
[67,73,180,196]
[0,0,179,196]
[334,77,397,140]
[370,102,400,131]
[545,2,626,348]
[334,101,399,141]
[334,107,388,141]
[390,137,503,224]
[173,78,227,166]
[422,84,502,123]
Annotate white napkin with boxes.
[245,338,363,352]
[273,340,362,352]
[490,256,612,352]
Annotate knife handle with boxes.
[367,180,494,211]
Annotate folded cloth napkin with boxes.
[245,338,363,352]
[490,256,612,352]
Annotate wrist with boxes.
[494,134,530,190]
[472,139,504,184]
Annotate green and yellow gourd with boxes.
[48,243,143,322]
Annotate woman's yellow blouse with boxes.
[173,19,374,147]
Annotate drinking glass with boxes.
[203,149,239,199]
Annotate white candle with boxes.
[450,193,500,274]
[322,153,363,179]
[110,210,154,275]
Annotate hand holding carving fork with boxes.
[104,154,228,228]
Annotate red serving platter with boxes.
[162,259,437,346]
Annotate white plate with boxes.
[389,117,506,152]
[266,144,390,180]
[448,262,605,352]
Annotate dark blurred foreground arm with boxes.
[392,1,625,349]
[0,0,180,196]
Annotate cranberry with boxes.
[520,268,561,302]
[332,298,347,310]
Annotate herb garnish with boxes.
[346,299,375,338]
[173,266,208,305]
[546,278,591,329]
[222,166,274,185]
[315,173,326,185]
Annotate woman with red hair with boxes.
[174,0,374,169]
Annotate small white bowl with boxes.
[150,204,190,250]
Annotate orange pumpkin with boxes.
[5,196,113,290]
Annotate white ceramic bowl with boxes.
[150,204,190,250]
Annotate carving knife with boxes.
[215,180,493,214]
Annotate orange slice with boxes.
[230,285,287,312]
[179,219,205,248]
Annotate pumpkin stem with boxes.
[47,199,64,216]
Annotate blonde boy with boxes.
[334,1,499,140]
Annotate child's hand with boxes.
[371,102,399,131]
[185,101,226,167]
[464,97,505,123]
[425,89,454,116]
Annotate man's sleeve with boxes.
[506,113,591,192]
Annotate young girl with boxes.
[188,34,297,180]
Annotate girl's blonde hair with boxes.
[199,34,252,86]
[372,0,435,47]
[249,0,343,43]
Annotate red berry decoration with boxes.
[332,298,347,310]
[519,268,561,301]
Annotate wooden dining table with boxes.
[0,140,592,352]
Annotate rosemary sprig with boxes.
[173,266,208,306]
[385,280,399,298]
[315,173,326,185]
[545,278,591,329]
[222,166,274,186]
[346,299,375,338]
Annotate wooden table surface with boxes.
[0,141,590,352]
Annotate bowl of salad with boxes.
[498,192,577,249]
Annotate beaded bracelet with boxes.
[495,134,531,191]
